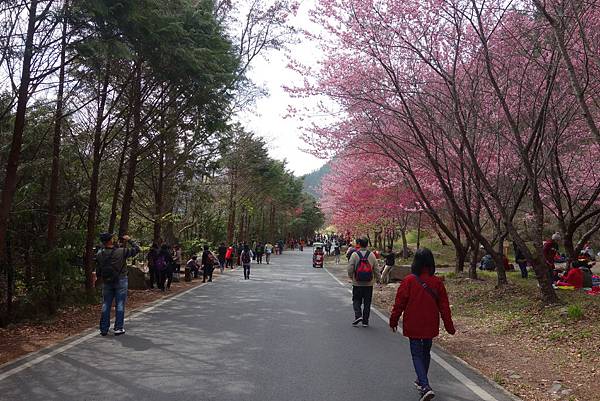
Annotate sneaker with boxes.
[114,328,125,336]
[419,388,435,401]
[100,332,108,337]
[352,317,363,326]
[362,322,369,327]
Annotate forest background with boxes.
[0,0,324,327]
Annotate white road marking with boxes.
[0,282,208,381]
[323,266,499,401]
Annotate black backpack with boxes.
[99,248,123,284]
[242,251,251,264]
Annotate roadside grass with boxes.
[438,270,600,400]
[441,270,600,331]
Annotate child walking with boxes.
[389,248,455,401]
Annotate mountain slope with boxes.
[302,163,330,200]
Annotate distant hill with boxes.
[302,163,330,200]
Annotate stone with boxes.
[549,382,562,394]
[127,265,148,290]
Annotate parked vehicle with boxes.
[313,243,324,268]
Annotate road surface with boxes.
[0,249,517,401]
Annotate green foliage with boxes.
[567,305,584,321]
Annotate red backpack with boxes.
[355,250,373,282]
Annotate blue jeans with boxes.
[100,277,128,333]
[410,338,433,389]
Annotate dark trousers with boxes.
[203,265,213,282]
[352,285,373,324]
[226,258,233,268]
[243,264,251,279]
[257,253,263,264]
[166,266,173,289]
[517,261,528,278]
[410,338,433,389]
[149,267,157,288]
[158,269,167,290]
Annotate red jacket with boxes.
[543,240,557,268]
[389,273,455,339]
[559,268,584,288]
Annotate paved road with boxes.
[0,249,516,401]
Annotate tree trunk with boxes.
[47,0,68,249]
[455,247,466,274]
[226,175,237,243]
[82,62,111,292]
[108,130,130,234]
[118,61,142,237]
[495,237,508,286]
[531,255,559,304]
[400,228,409,259]
[469,239,479,280]
[152,142,165,244]
[0,0,39,265]
[435,227,448,246]
[416,211,422,249]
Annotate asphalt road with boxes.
[0,249,517,401]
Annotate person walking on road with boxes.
[389,248,455,401]
[157,244,174,291]
[255,242,265,264]
[265,242,273,264]
[347,237,381,327]
[202,245,214,283]
[218,242,227,273]
[96,233,140,336]
[333,242,341,264]
[147,243,159,289]
[225,245,234,269]
[241,244,254,280]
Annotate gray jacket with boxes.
[96,241,140,279]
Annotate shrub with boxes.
[567,304,584,321]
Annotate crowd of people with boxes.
[94,234,317,337]
[95,229,598,401]
[474,232,599,292]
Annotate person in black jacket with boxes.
[157,244,174,291]
[202,245,214,283]
[96,233,140,336]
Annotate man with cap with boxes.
[96,232,140,336]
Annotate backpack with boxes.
[155,254,166,271]
[242,251,251,264]
[99,248,119,284]
[354,250,373,282]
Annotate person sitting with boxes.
[479,254,495,271]
[556,266,584,289]
[582,243,596,261]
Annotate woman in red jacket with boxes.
[389,248,455,401]
[556,266,584,288]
